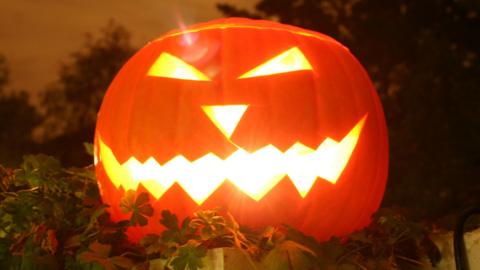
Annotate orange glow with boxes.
[98,115,367,204]
[147,52,210,81]
[238,47,313,79]
[202,105,248,138]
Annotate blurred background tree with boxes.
[37,21,136,165]
[0,55,40,167]
[0,1,478,221]
[217,0,480,220]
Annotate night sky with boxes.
[0,0,256,100]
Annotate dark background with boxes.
[0,0,478,223]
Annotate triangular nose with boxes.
[202,105,248,139]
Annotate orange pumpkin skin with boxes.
[94,18,388,243]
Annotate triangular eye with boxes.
[238,47,313,79]
[148,52,210,81]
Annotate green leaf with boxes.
[109,255,134,269]
[78,241,134,270]
[170,242,207,270]
[141,234,165,255]
[191,210,226,240]
[160,210,179,230]
[22,154,61,173]
[160,211,197,245]
[119,191,153,226]
[86,241,111,258]
[84,142,94,156]
[64,234,82,250]
[149,258,167,270]
[16,154,61,186]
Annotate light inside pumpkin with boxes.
[148,52,210,81]
[98,115,366,204]
[238,47,313,79]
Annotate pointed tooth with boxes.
[314,116,366,183]
[98,137,133,189]
[226,146,285,201]
[142,180,170,199]
[285,143,317,197]
[122,158,143,190]
[163,155,190,181]
[313,138,339,182]
[177,153,225,204]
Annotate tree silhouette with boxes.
[41,21,135,139]
[217,0,480,217]
[0,55,40,166]
[38,22,136,165]
[0,55,8,91]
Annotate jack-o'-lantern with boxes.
[94,18,388,242]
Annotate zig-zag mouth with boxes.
[97,115,366,205]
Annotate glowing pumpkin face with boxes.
[94,18,388,242]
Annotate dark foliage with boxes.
[0,154,444,269]
[0,92,40,167]
[37,21,136,166]
[0,56,41,167]
[0,55,9,90]
[41,21,135,137]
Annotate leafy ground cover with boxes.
[0,152,446,269]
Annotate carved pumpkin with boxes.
[94,18,388,242]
